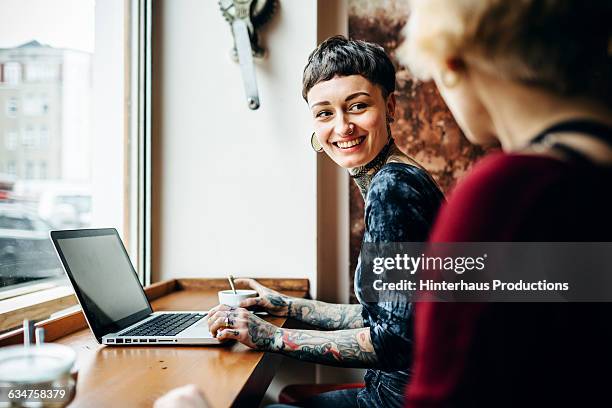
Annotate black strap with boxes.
[529,119,612,166]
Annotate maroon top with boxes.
[405,152,612,407]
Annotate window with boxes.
[0,214,33,231]
[6,161,16,176]
[5,97,18,118]
[5,131,18,151]
[23,94,43,116]
[39,126,49,148]
[22,126,37,149]
[25,161,34,179]
[4,62,21,85]
[25,63,56,83]
[39,162,47,179]
[0,0,150,334]
[21,94,50,116]
[41,94,49,114]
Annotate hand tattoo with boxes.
[247,318,279,351]
[268,294,288,308]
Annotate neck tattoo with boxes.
[349,139,394,198]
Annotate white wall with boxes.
[91,0,125,237]
[152,0,359,402]
[152,0,319,292]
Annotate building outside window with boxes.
[0,0,146,334]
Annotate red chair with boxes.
[278,383,365,404]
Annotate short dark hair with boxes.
[302,35,396,101]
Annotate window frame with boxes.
[0,0,153,333]
[128,0,153,286]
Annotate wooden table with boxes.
[0,278,309,408]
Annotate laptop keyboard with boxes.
[121,313,206,337]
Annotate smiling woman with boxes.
[206,36,445,408]
[308,75,390,170]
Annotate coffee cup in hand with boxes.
[218,289,257,308]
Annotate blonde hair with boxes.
[398,0,612,102]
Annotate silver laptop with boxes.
[50,228,220,346]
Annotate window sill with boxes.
[0,278,68,301]
[0,285,77,333]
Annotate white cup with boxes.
[218,289,257,308]
[0,343,77,407]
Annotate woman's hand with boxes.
[206,304,281,351]
[234,278,292,317]
[153,384,209,408]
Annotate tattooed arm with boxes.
[235,278,365,330]
[286,299,365,330]
[270,326,378,368]
[207,305,378,368]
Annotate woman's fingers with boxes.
[234,278,261,291]
[208,309,248,336]
[239,297,262,308]
[209,310,234,319]
[205,304,233,324]
[208,311,234,336]
[216,328,242,341]
[216,307,246,317]
[206,304,231,319]
[212,314,277,350]
[207,316,225,336]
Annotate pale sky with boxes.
[0,0,95,52]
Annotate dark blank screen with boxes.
[56,235,150,328]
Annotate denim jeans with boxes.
[266,387,361,408]
[357,369,406,408]
[266,369,406,408]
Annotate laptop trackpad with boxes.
[180,319,214,338]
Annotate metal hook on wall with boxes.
[219,0,277,110]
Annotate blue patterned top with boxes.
[354,162,444,407]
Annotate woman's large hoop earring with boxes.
[441,69,460,88]
[311,132,323,152]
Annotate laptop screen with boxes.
[51,229,152,341]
